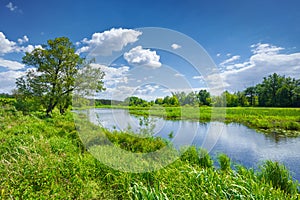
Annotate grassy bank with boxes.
[1,105,299,199]
[125,106,300,136]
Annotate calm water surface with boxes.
[88,108,300,181]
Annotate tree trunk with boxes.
[46,103,54,116]
[46,99,59,116]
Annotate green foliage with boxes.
[197,89,211,106]
[198,148,214,168]
[124,96,149,107]
[94,99,123,106]
[0,97,16,106]
[180,146,199,164]
[104,130,167,153]
[255,73,300,107]
[180,146,213,168]
[211,95,226,107]
[224,91,239,107]
[154,97,163,105]
[158,73,300,108]
[14,95,43,114]
[171,91,198,106]
[15,37,105,116]
[244,86,258,106]
[168,96,180,106]
[138,116,156,136]
[157,95,180,106]
[218,153,231,171]
[129,182,168,200]
[214,73,299,107]
[259,160,299,195]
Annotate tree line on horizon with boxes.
[123,73,300,108]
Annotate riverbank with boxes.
[1,106,299,199]
[111,106,300,136]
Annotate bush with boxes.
[180,146,213,168]
[198,148,214,168]
[259,160,299,195]
[218,153,231,171]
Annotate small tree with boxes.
[154,98,163,105]
[197,89,211,106]
[16,37,105,115]
[244,86,257,106]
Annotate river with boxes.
[87,108,300,181]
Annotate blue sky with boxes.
[1,0,300,99]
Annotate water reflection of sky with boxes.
[89,108,300,181]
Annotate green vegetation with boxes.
[14,37,105,116]
[259,160,299,195]
[213,73,300,107]
[218,153,231,172]
[171,73,300,107]
[122,73,298,108]
[1,104,299,199]
[128,106,300,136]
[124,96,150,107]
[123,73,299,108]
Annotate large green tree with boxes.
[255,73,299,107]
[256,73,284,106]
[15,37,105,115]
[291,79,300,107]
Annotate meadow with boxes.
[1,104,299,199]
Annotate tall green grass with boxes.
[218,153,231,172]
[259,160,299,195]
[0,105,299,199]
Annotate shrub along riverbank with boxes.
[1,105,299,199]
[124,106,300,136]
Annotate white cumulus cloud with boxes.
[220,55,240,66]
[174,73,184,77]
[0,32,18,54]
[0,70,25,93]
[18,35,29,44]
[135,84,160,95]
[171,43,181,50]
[0,58,25,70]
[6,2,17,11]
[192,75,203,79]
[76,28,142,56]
[124,46,162,68]
[20,44,43,53]
[216,43,300,92]
[251,43,284,55]
[0,32,38,54]
[90,63,129,87]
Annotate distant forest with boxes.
[116,73,300,108]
